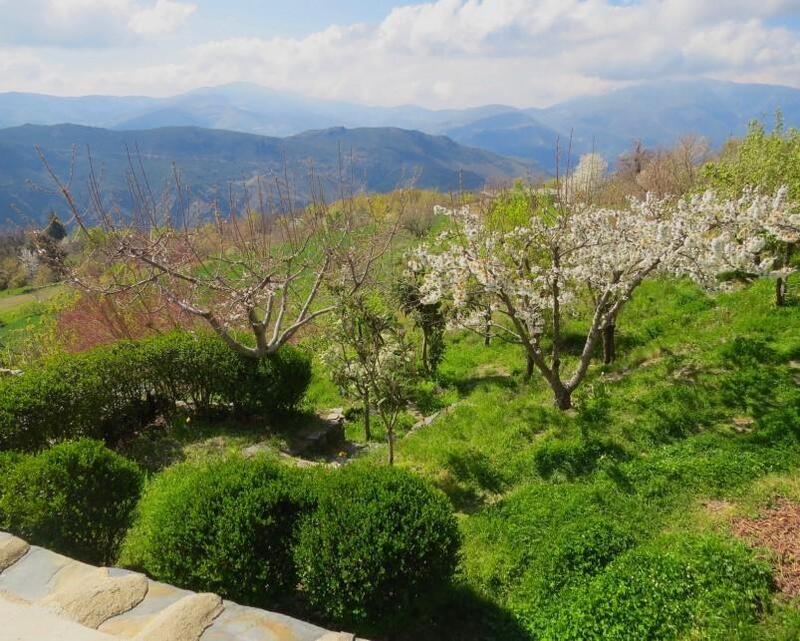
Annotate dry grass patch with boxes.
[732,499,800,599]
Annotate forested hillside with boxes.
[0,123,537,225]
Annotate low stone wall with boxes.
[0,532,365,641]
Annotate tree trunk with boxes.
[524,352,535,381]
[387,425,395,465]
[363,390,371,441]
[776,276,787,307]
[602,323,616,364]
[554,385,572,410]
[422,330,429,373]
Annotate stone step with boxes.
[0,531,367,641]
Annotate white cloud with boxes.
[0,0,196,47]
[0,0,798,106]
[127,0,197,37]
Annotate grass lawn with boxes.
[289,277,800,640]
[0,285,64,348]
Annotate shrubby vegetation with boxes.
[551,534,772,641]
[120,456,459,627]
[120,456,309,607]
[294,463,460,627]
[0,439,142,564]
[0,331,310,451]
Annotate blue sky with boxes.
[0,1,798,107]
[186,1,430,39]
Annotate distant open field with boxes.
[0,285,64,344]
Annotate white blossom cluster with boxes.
[676,187,799,288]
[413,187,795,344]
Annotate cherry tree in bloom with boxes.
[679,188,800,305]
[565,153,609,203]
[412,197,708,410]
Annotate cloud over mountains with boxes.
[0,0,798,107]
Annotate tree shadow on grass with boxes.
[438,448,508,513]
[440,373,519,397]
[387,584,531,641]
[557,329,643,358]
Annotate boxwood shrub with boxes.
[119,456,310,608]
[0,331,312,452]
[120,458,461,631]
[294,463,461,628]
[0,439,143,565]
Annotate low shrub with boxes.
[0,331,312,452]
[0,440,143,564]
[121,458,460,630]
[119,456,309,608]
[548,533,773,641]
[294,463,461,628]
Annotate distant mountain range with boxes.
[2,78,799,226]
[1,79,799,172]
[0,124,536,225]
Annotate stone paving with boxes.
[0,532,363,641]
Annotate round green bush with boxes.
[120,456,309,607]
[0,439,143,565]
[294,463,461,627]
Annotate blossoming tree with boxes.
[413,196,709,409]
[682,188,799,305]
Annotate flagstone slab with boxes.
[0,545,95,602]
[41,567,149,628]
[200,601,330,641]
[99,578,194,637]
[0,532,29,572]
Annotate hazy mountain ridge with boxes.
[0,123,537,225]
[2,79,799,172]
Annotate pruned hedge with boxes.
[120,457,460,629]
[0,332,311,452]
[119,456,310,607]
[294,463,461,627]
[0,439,143,565]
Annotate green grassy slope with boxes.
[0,285,62,352]
[305,276,800,640]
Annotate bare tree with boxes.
[36,146,399,358]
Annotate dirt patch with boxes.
[732,499,800,598]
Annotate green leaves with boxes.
[0,439,143,565]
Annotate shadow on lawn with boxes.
[442,373,519,396]
[383,584,531,641]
